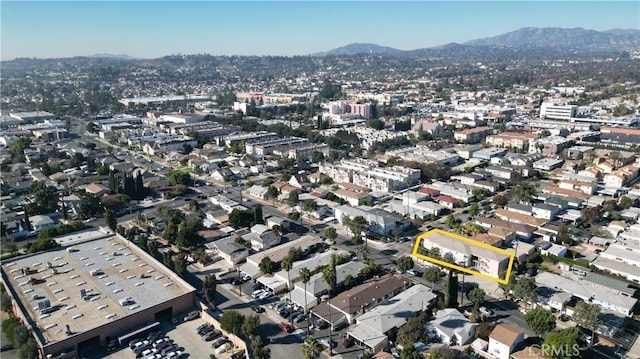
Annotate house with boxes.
[207,236,249,266]
[334,189,371,206]
[540,243,568,257]
[246,230,281,252]
[84,183,111,197]
[30,215,56,232]
[345,284,436,354]
[429,309,477,346]
[289,260,367,311]
[245,185,268,201]
[288,174,310,190]
[488,324,524,359]
[434,195,460,209]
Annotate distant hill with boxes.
[312,43,404,56]
[464,27,640,52]
[314,27,640,57]
[89,54,138,60]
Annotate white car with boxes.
[258,291,272,300]
[251,289,266,299]
[214,342,231,354]
[165,351,183,359]
[479,306,494,316]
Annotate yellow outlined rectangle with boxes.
[412,229,515,285]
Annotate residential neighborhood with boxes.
[1,6,640,359]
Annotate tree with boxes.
[468,202,479,217]
[173,253,187,277]
[400,346,421,359]
[572,300,601,348]
[513,277,537,306]
[287,211,301,221]
[619,196,633,210]
[163,251,173,270]
[397,256,414,272]
[423,266,442,290]
[445,215,459,229]
[168,169,191,186]
[220,310,245,336]
[229,208,255,229]
[324,227,337,241]
[498,270,516,299]
[444,270,458,308]
[105,209,117,232]
[281,255,294,326]
[524,306,556,336]
[147,240,157,257]
[301,336,323,359]
[18,338,38,359]
[27,182,59,215]
[27,236,60,253]
[467,287,486,312]
[242,314,260,337]
[396,311,429,347]
[78,194,102,219]
[287,190,299,206]
[204,274,217,308]
[542,327,581,359]
[302,200,318,217]
[322,254,337,355]
[515,183,537,204]
[251,336,271,359]
[443,252,455,264]
[23,207,33,232]
[259,257,274,275]
[493,194,509,207]
[299,267,311,334]
[556,224,573,245]
[265,186,279,203]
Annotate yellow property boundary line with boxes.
[411,229,515,285]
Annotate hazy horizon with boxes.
[2,1,639,61]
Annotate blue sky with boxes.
[2,1,639,60]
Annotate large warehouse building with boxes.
[1,230,196,358]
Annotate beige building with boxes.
[1,230,196,358]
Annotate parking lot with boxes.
[98,312,240,359]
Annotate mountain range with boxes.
[313,27,640,56]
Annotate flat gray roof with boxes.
[2,232,194,345]
[422,232,510,262]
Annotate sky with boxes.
[1,1,639,60]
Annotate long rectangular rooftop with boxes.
[1,233,194,345]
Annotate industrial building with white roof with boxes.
[1,229,196,358]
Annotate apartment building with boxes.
[485,132,536,150]
[327,101,373,120]
[453,126,494,144]
[245,136,308,156]
[320,158,420,193]
[418,231,510,278]
[603,164,640,189]
[528,136,573,156]
[386,147,460,166]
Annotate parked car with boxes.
[251,305,265,313]
[279,322,293,333]
[211,338,227,349]
[213,342,231,354]
[315,320,329,330]
[251,289,266,299]
[293,314,306,323]
[479,306,494,316]
[214,342,231,355]
[195,323,209,334]
[320,338,337,349]
[202,330,222,341]
[165,350,183,359]
[342,336,355,348]
[137,348,155,358]
[183,310,200,321]
[258,291,272,300]
[130,340,150,352]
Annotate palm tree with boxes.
[322,254,337,356]
[282,255,294,327]
[299,267,311,334]
[301,336,323,359]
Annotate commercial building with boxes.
[320,158,420,193]
[540,103,578,120]
[453,126,494,144]
[0,230,196,358]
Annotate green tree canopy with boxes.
[324,227,337,241]
[242,314,260,337]
[204,274,217,308]
[259,257,274,275]
[542,327,581,359]
[168,169,191,186]
[524,306,556,336]
[423,266,442,290]
[301,336,323,359]
[220,310,245,336]
[572,300,600,348]
[397,256,414,272]
[467,287,486,312]
[513,277,537,305]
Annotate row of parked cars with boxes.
[195,323,233,355]
[270,300,307,324]
[129,333,184,359]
